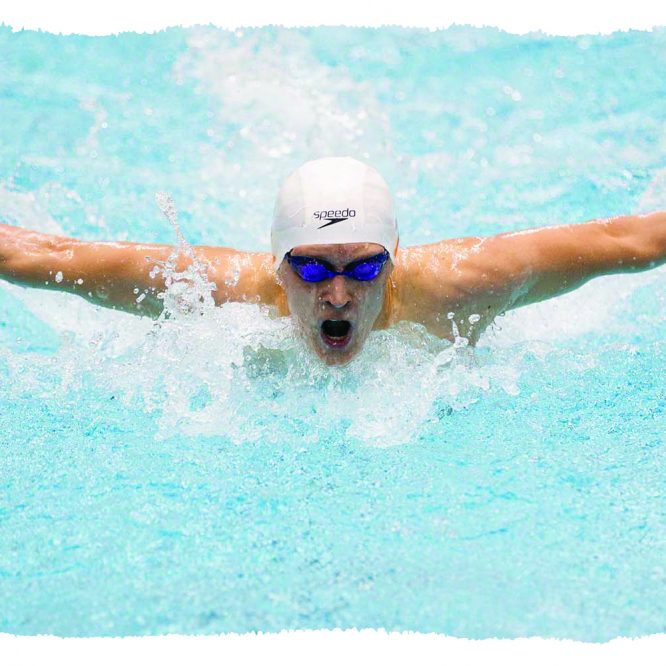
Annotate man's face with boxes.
[276,242,392,366]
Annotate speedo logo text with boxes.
[313,208,357,229]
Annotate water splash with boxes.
[155,191,186,248]
[2,27,665,449]
[6,303,532,447]
[151,191,217,318]
[3,185,663,446]
[1,185,523,448]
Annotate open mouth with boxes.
[320,319,353,349]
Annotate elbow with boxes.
[606,212,666,272]
[620,238,662,272]
[599,226,654,274]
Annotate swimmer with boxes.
[1,156,665,365]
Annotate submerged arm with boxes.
[0,223,278,317]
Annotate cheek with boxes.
[288,284,318,315]
[367,282,385,307]
[352,288,381,326]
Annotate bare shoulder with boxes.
[393,237,529,343]
[196,246,282,308]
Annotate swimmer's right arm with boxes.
[0,223,278,317]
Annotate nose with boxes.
[321,275,352,309]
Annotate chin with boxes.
[320,350,356,366]
[312,334,360,366]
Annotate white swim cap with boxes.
[271,156,399,271]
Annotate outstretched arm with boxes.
[400,211,666,342]
[0,223,279,317]
[466,210,666,309]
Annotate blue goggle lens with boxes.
[298,263,334,281]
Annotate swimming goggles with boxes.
[285,249,390,282]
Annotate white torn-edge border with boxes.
[2,632,666,665]
[1,0,666,35]
[2,0,666,663]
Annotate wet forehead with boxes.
[290,242,384,263]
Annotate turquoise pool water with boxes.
[0,25,665,639]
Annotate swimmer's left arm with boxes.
[445,211,666,313]
[505,210,666,308]
[400,211,665,342]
